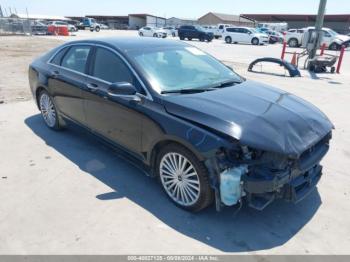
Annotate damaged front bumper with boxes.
[244,164,322,210]
[207,132,330,211]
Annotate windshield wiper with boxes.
[208,79,243,89]
[161,88,214,94]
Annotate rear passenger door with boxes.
[48,45,92,125]
[83,46,144,155]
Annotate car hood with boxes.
[163,80,333,157]
[335,34,350,42]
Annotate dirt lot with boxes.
[0,32,350,254]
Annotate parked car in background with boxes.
[30,21,48,35]
[257,22,288,32]
[265,30,284,44]
[29,37,333,212]
[162,26,177,37]
[287,27,350,50]
[223,27,269,45]
[82,17,101,32]
[100,24,110,30]
[49,21,77,32]
[214,24,231,39]
[139,27,167,38]
[202,25,217,35]
[286,28,306,47]
[178,25,213,42]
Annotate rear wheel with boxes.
[139,32,143,36]
[95,26,100,32]
[38,90,62,130]
[288,38,299,48]
[156,144,214,212]
[251,37,259,45]
[179,35,185,40]
[188,37,192,41]
[225,36,232,44]
[153,33,158,37]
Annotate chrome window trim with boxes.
[47,43,153,101]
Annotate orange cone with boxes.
[291,52,297,66]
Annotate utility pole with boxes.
[309,0,327,59]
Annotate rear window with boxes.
[50,46,69,65]
[61,46,91,73]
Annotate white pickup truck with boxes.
[286,27,350,50]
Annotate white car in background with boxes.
[50,21,77,32]
[223,27,269,45]
[214,24,232,39]
[139,27,167,38]
[162,26,177,37]
[287,27,350,50]
[202,25,218,35]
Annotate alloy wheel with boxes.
[159,152,200,206]
[40,93,56,128]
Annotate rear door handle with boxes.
[86,83,99,92]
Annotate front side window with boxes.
[92,48,134,84]
[130,46,243,93]
[61,46,91,73]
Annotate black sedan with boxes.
[29,37,333,212]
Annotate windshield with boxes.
[130,46,243,93]
[327,29,338,36]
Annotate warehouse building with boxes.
[128,14,166,29]
[198,12,254,27]
[166,17,197,27]
[241,14,350,34]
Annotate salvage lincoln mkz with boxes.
[29,37,333,212]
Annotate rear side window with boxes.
[226,28,237,33]
[61,46,91,73]
[50,46,69,65]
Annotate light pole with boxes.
[309,0,327,59]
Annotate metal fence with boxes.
[0,17,31,35]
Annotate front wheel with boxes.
[187,37,192,41]
[251,37,259,45]
[95,26,100,32]
[157,144,214,212]
[39,90,62,130]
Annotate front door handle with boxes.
[86,83,99,92]
[51,70,59,78]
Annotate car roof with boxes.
[62,37,190,52]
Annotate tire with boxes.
[172,32,175,37]
[179,35,184,40]
[139,32,143,36]
[288,38,299,48]
[329,42,340,51]
[225,36,232,44]
[38,90,62,130]
[90,28,94,32]
[156,143,214,212]
[95,26,100,32]
[214,36,219,39]
[188,37,192,41]
[251,37,259,45]
[153,33,158,37]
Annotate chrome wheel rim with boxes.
[40,93,56,127]
[160,152,200,206]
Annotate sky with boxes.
[1,0,349,18]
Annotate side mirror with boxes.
[107,82,141,102]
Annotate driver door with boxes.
[83,46,145,155]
